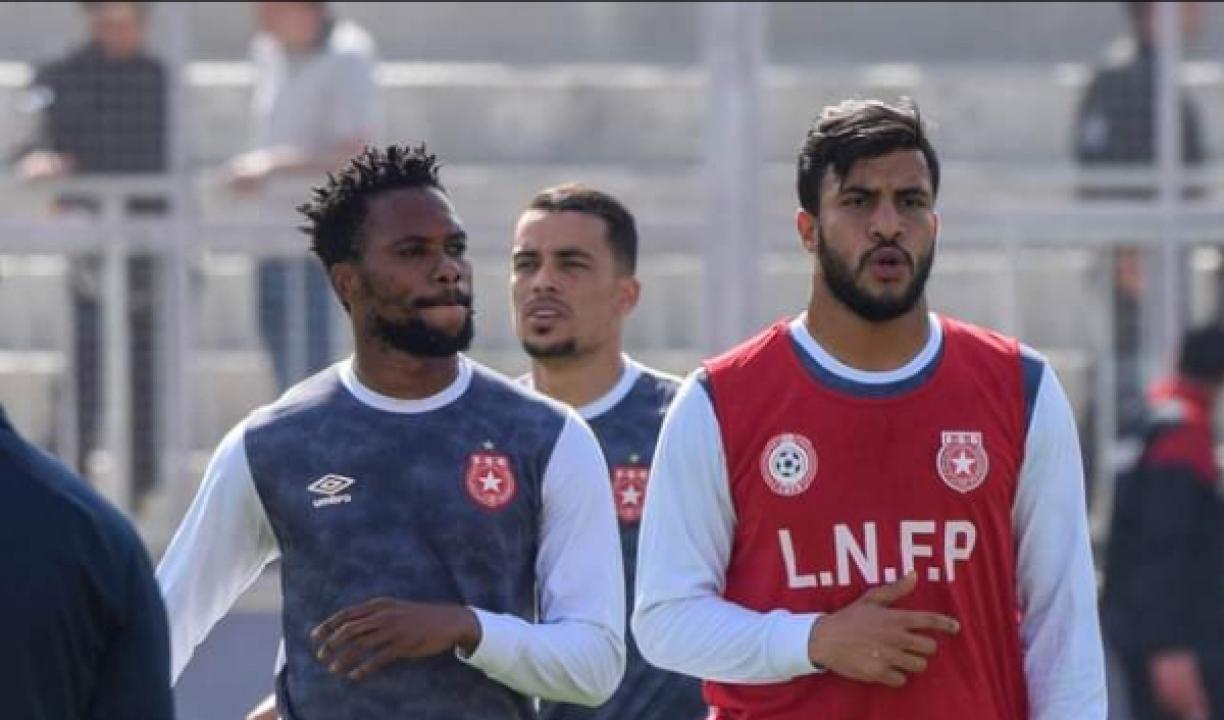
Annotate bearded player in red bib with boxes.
[632,98,1106,719]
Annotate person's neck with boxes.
[531,344,625,409]
[805,289,931,372]
[351,342,460,400]
[93,43,140,63]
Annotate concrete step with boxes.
[6,59,1224,169]
[0,254,70,350]
[3,2,1217,67]
[182,63,1224,165]
[0,349,64,449]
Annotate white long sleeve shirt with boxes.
[632,314,1107,719]
[157,356,625,706]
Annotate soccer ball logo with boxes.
[760,433,818,496]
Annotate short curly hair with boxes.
[298,144,446,269]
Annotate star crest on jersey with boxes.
[937,431,989,493]
[465,448,517,510]
[760,433,818,496]
[612,466,649,523]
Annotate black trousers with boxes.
[64,193,166,511]
[71,253,160,509]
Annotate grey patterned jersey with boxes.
[245,363,567,720]
[540,363,707,720]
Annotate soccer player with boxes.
[512,184,707,720]
[632,99,1107,718]
[158,145,625,719]
[247,183,706,720]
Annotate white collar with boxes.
[788,312,943,385]
[521,354,641,420]
[575,355,642,420]
[336,355,472,414]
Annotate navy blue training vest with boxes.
[540,366,706,720]
[246,362,567,719]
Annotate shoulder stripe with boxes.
[695,367,715,407]
[1020,345,1045,434]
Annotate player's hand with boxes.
[245,692,279,720]
[312,598,482,681]
[1149,650,1210,720]
[807,572,960,688]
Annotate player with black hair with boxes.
[634,98,1106,719]
[159,145,625,719]
[511,184,708,720]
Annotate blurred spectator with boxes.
[226,1,379,391]
[0,403,174,718]
[1103,323,1224,720]
[1075,2,1205,178]
[12,0,166,508]
[1074,1,1207,434]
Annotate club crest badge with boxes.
[936,431,989,493]
[760,433,818,496]
[465,446,517,510]
[612,466,649,523]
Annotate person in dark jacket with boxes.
[1104,322,1224,720]
[1073,1,1207,456]
[0,405,174,718]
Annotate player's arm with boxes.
[632,372,958,686]
[245,692,278,720]
[156,421,280,683]
[1012,358,1107,719]
[460,411,626,704]
[312,412,626,705]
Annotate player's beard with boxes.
[369,294,476,358]
[817,226,934,323]
[521,337,578,360]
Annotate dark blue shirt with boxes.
[540,362,706,720]
[247,364,570,719]
[0,408,173,719]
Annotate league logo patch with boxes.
[465,448,517,510]
[937,431,989,493]
[760,433,818,497]
[612,466,649,523]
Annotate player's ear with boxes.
[797,209,818,254]
[615,274,641,317]
[329,261,358,314]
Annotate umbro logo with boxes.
[308,474,355,508]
